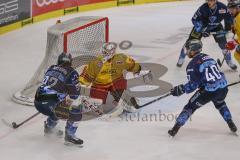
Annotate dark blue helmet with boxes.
[185,39,203,53]
[57,52,72,65]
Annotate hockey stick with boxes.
[134,80,240,109]
[227,80,240,87]
[3,98,102,129]
[2,112,40,129]
[217,58,225,67]
[5,81,239,128]
[216,33,235,68]
[134,92,172,109]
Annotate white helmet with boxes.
[102,42,117,56]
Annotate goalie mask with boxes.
[57,52,73,66]
[102,42,117,61]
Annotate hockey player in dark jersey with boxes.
[169,39,237,137]
[34,52,83,146]
[177,0,237,70]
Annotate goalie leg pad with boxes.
[109,78,127,102]
[79,85,91,97]
[110,89,124,103]
[120,90,138,113]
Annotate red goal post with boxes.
[63,17,109,53]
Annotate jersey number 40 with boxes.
[205,65,222,82]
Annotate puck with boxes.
[12,122,17,128]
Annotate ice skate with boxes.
[64,132,84,146]
[227,120,237,133]
[168,124,181,137]
[44,121,63,137]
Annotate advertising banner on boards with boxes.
[0,0,31,27]
[32,0,113,17]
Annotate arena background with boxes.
[0,0,187,35]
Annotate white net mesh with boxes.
[12,16,109,106]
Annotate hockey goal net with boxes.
[12,16,109,106]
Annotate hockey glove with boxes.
[202,30,210,37]
[224,22,232,33]
[171,84,185,97]
[226,40,237,51]
[202,26,217,37]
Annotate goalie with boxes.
[79,42,148,112]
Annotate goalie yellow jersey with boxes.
[234,13,240,44]
[79,53,141,86]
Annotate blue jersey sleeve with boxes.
[192,5,205,32]
[184,67,200,94]
[224,9,233,31]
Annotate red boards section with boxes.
[32,0,112,16]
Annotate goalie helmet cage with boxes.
[12,16,109,106]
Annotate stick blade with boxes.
[1,119,14,129]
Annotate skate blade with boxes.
[168,134,175,138]
[44,133,63,138]
[64,141,83,148]
[230,132,239,137]
[176,63,183,68]
[1,119,14,128]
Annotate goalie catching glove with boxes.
[133,66,153,84]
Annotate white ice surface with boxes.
[0,0,240,160]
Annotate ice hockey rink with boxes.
[0,0,240,159]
